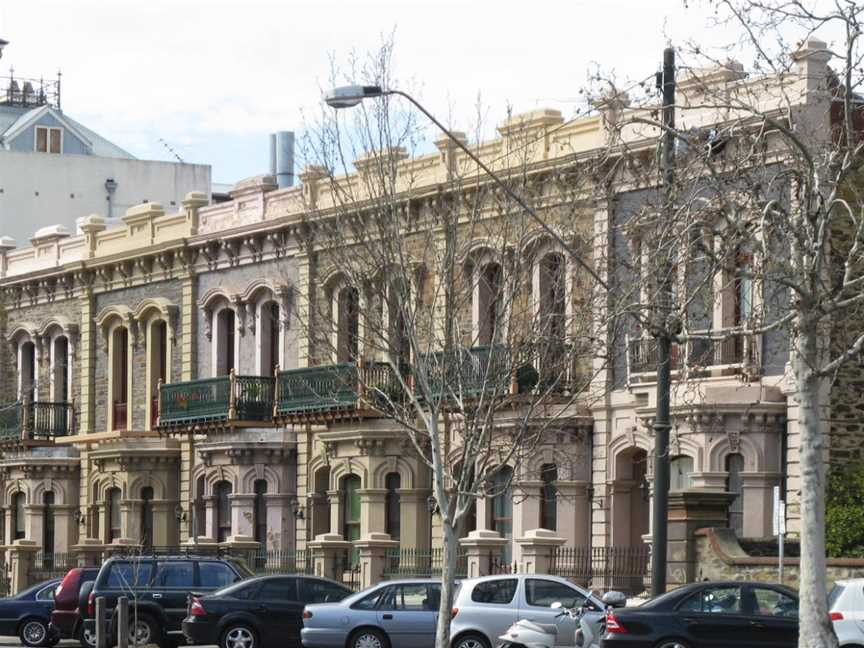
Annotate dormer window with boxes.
[35,126,61,153]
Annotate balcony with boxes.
[425,345,514,401]
[157,372,275,430]
[0,401,75,444]
[627,331,760,384]
[275,361,405,422]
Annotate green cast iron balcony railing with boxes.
[0,400,75,441]
[276,360,415,419]
[423,345,514,401]
[157,370,275,429]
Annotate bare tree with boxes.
[295,39,610,647]
[588,3,864,646]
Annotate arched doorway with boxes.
[612,448,650,548]
[140,487,154,549]
[214,481,232,542]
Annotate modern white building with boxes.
[0,66,211,246]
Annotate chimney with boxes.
[269,131,295,189]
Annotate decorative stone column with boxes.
[123,499,142,546]
[741,472,781,538]
[265,494,294,550]
[24,504,43,547]
[230,493,256,539]
[397,489,432,549]
[516,529,566,575]
[355,532,399,588]
[308,533,352,582]
[53,504,77,553]
[73,538,105,567]
[556,481,590,548]
[459,530,507,579]
[667,490,736,589]
[512,481,542,564]
[8,539,39,594]
[327,491,342,537]
[358,489,387,537]
[150,500,175,546]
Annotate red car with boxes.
[49,567,99,648]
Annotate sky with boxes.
[0,0,785,184]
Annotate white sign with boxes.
[772,486,786,536]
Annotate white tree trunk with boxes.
[435,520,458,648]
[795,325,838,648]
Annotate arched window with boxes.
[312,467,331,540]
[341,475,361,542]
[52,336,70,403]
[478,262,503,345]
[539,253,566,339]
[337,287,360,363]
[388,280,411,370]
[148,321,168,428]
[385,473,401,540]
[490,466,513,559]
[214,481,232,543]
[670,456,693,491]
[43,491,55,557]
[12,492,25,541]
[193,476,206,539]
[140,487,154,549]
[260,302,281,375]
[726,453,745,534]
[540,464,558,531]
[253,480,268,545]
[106,487,122,543]
[110,327,129,431]
[18,340,36,401]
[215,309,236,376]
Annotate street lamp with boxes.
[0,39,8,59]
[324,85,603,287]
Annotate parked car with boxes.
[301,578,443,648]
[49,567,100,648]
[829,578,864,646]
[601,580,799,648]
[182,574,351,648]
[450,574,607,648]
[82,554,253,648]
[77,580,97,648]
[0,578,61,647]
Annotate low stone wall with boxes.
[695,527,864,589]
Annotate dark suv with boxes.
[82,555,252,647]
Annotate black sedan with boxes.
[601,581,799,648]
[0,578,61,647]
[182,574,351,648]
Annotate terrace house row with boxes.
[0,40,840,585]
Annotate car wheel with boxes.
[451,633,490,648]
[349,628,389,648]
[655,641,691,648]
[80,626,97,648]
[129,615,160,647]
[20,618,50,647]
[220,624,257,648]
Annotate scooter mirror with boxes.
[602,591,627,608]
[550,601,563,609]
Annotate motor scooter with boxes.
[495,590,626,648]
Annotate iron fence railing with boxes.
[549,545,650,595]
[0,401,74,440]
[275,363,358,415]
[32,552,76,580]
[158,371,275,428]
[627,331,760,381]
[383,547,468,578]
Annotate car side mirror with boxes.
[550,601,563,610]
[602,591,627,608]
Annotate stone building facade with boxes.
[0,39,846,590]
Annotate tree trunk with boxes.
[435,519,458,648]
[795,325,838,648]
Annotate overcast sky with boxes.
[0,1,772,183]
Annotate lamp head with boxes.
[0,39,8,60]
[325,85,384,109]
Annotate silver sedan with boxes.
[301,578,442,648]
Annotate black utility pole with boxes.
[651,45,676,597]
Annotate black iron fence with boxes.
[384,547,468,579]
[550,545,650,595]
[32,552,76,582]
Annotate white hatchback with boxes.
[829,579,864,647]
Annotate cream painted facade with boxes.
[0,41,844,591]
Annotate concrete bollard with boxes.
[96,597,107,648]
[117,596,129,648]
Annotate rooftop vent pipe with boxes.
[270,131,295,189]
